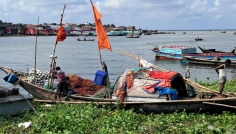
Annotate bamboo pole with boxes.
[203,102,236,109]
[34,16,39,85]
[48,5,66,90]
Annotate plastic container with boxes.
[171,90,178,100]
[172,94,178,100]
[93,70,106,85]
[7,74,18,83]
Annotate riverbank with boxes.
[1,79,236,133]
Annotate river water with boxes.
[1,30,236,94]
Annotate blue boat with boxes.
[152,45,236,60]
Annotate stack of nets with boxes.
[68,74,104,95]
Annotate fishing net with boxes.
[67,74,104,95]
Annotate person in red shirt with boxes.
[54,66,65,83]
[52,66,66,101]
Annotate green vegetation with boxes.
[195,78,236,93]
[1,79,236,133]
[1,103,236,134]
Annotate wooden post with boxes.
[34,16,39,86]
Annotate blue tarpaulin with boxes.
[154,86,177,98]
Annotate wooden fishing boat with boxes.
[77,38,94,41]
[0,67,115,102]
[181,56,236,66]
[198,46,230,53]
[152,45,236,60]
[2,59,236,114]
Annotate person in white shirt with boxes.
[215,59,231,98]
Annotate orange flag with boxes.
[56,5,67,44]
[90,0,112,51]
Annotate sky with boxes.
[0,0,236,30]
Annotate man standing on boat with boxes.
[52,66,66,101]
[57,76,72,101]
[215,59,231,98]
[53,66,65,83]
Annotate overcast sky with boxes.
[1,0,236,30]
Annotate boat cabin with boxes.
[161,46,197,54]
[112,68,188,102]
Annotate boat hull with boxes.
[152,48,236,60]
[181,56,236,66]
[125,98,236,113]
[198,46,227,53]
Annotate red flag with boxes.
[90,0,112,51]
[56,5,67,44]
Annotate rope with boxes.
[19,94,36,112]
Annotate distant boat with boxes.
[183,32,186,34]
[221,31,226,33]
[143,32,151,35]
[77,38,94,41]
[195,37,203,41]
[125,34,140,38]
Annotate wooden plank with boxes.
[203,102,236,109]
[34,99,117,104]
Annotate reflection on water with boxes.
[0,31,236,94]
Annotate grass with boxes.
[195,78,236,93]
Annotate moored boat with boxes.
[152,45,236,60]
[198,46,236,54]
[0,67,115,102]
[181,56,236,66]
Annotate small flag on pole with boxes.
[90,0,112,51]
[56,5,67,44]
